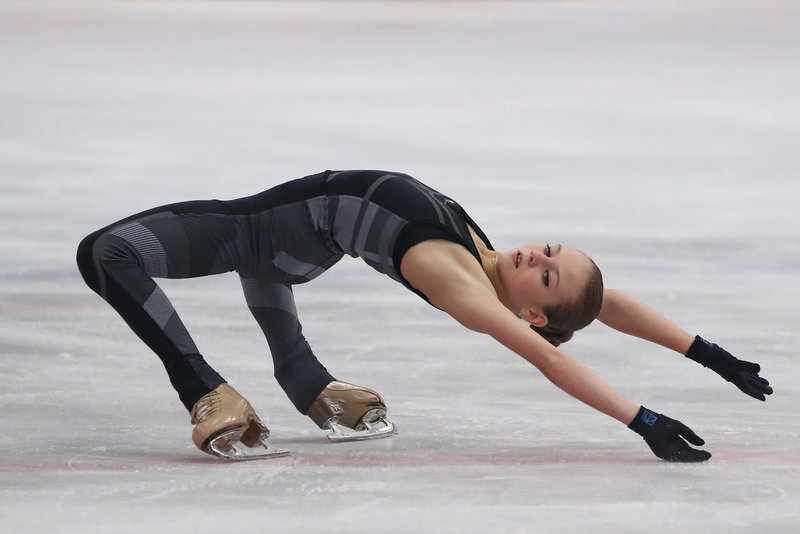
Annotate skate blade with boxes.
[325,417,397,443]
[207,430,290,461]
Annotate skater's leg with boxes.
[240,278,396,441]
[239,277,335,413]
[77,206,239,410]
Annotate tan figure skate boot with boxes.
[190,383,289,460]
[307,380,397,442]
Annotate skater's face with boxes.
[496,243,592,326]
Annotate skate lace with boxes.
[191,390,221,424]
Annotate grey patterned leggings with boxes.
[76,173,342,413]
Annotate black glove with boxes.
[685,335,773,401]
[628,406,711,462]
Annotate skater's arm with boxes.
[401,241,638,424]
[598,289,773,401]
[597,288,694,354]
[452,291,715,460]
[446,286,639,424]
[400,243,717,461]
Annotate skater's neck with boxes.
[468,226,512,311]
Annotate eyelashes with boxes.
[543,244,551,287]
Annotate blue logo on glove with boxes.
[641,410,658,426]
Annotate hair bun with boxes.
[530,325,574,347]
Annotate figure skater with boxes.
[76,170,772,461]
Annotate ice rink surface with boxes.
[1,1,799,532]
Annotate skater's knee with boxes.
[77,229,138,292]
[76,231,103,292]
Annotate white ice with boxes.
[1,1,799,533]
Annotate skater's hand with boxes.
[628,406,711,463]
[685,336,773,401]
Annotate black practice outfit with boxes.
[77,170,494,414]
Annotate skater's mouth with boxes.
[515,251,521,268]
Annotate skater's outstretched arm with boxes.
[402,243,639,424]
[402,241,712,461]
[597,288,773,401]
[597,288,694,353]
[443,284,640,424]
[437,284,715,461]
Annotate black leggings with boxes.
[76,174,341,413]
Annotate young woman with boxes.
[76,170,772,462]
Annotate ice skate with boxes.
[307,380,397,442]
[190,383,289,460]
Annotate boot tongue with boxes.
[190,392,220,424]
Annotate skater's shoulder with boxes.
[400,239,496,311]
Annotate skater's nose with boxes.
[529,250,551,268]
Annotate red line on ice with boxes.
[1,451,798,473]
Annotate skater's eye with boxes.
[543,244,551,287]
